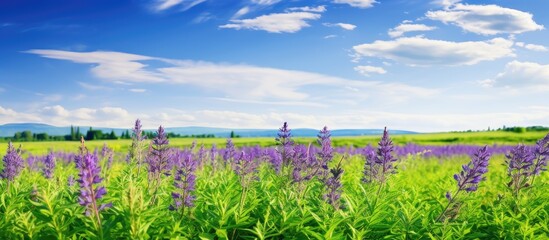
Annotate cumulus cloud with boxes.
[354,65,387,76]
[353,36,514,66]
[388,23,436,38]
[153,0,206,12]
[426,3,544,35]
[487,61,549,91]
[219,12,321,33]
[324,22,356,30]
[515,42,547,52]
[333,0,377,8]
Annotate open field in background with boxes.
[3,130,548,155]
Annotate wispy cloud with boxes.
[153,0,206,12]
[129,88,147,93]
[324,22,356,30]
[354,65,387,76]
[251,0,280,6]
[231,7,250,19]
[353,36,515,66]
[78,82,113,91]
[287,6,327,13]
[388,23,436,38]
[220,12,321,33]
[515,42,548,52]
[28,49,439,103]
[333,0,377,9]
[426,3,544,35]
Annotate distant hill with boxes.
[0,123,417,138]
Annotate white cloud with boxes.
[388,23,436,38]
[515,42,547,52]
[153,0,206,12]
[251,0,280,5]
[426,3,544,35]
[333,0,376,8]
[28,49,439,106]
[26,50,163,82]
[0,106,17,116]
[193,12,214,23]
[353,36,514,66]
[488,61,549,91]
[432,0,462,9]
[324,34,337,39]
[324,22,356,30]
[232,7,250,19]
[78,82,113,91]
[287,6,327,13]
[354,65,387,76]
[219,12,321,33]
[129,88,147,93]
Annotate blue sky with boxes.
[1,0,548,132]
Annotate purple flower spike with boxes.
[77,153,111,217]
[317,126,333,182]
[275,122,294,167]
[532,133,549,176]
[43,152,56,179]
[171,153,197,213]
[1,142,24,184]
[324,158,344,210]
[454,146,490,193]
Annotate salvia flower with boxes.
[210,144,218,173]
[317,126,333,182]
[43,151,56,179]
[234,151,258,189]
[505,144,535,195]
[275,122,294,167]
[438,146,490,221]
[324,158,344,210]
[77,153,112,217]
[532,133,549,176]
[147,126,171,183]
[454,146,490,193]
[128,119,146,168]
[1,141,24,184]
[361,148,377,183]
[374,127,397,183]
[170,153,197,214]
[223,139,236,168]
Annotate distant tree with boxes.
[70,125,76,140]
[21,131,33,141]
[109,130,117,139]
[230,131,235,138]
[36,133,49,141]
[76,127,81,140]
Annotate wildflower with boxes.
[147,126,171,202]
[43,152,56,179]
[317,126,333,182]
[275,122,294,167]
[324,158,344,210]
[437,146,490,221]
[234,151,258,188]
[531,133,549,176]
[453,146,490,192]
[223,139,236,168]
[1,142,24,184]
[77,153,112,216]
[375,127,397,183]
[170,153,197,214]
[361,148,377,183]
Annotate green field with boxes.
[4,130,548,155]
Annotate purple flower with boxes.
[317,126,333,181]
[532,133,549,176]
[234,151,258,188]
[223,138,236,167]
[43,152,56,179]
[170,152,197,213]
[77,153,111,216]
[1,142,24,184]
[210,144,218,173]
[68,175,75,187]
[275,122,294,167]
[362,148,377,183]
[128,119,146,167]
[453,146,490,193]
[266,147,282,174]
[505,144,534,196]
[324,159,344,209]
[147,126,171,180]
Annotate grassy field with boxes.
[4,130,548,155]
